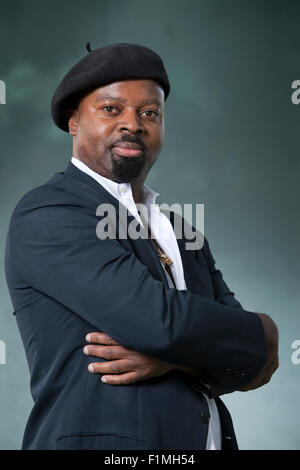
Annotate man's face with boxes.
[68,79,165,184]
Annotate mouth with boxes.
[112,143,144,157]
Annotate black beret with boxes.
[51,42,170,132]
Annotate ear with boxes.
[67,108,79,136]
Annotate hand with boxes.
[238,313,279,392]
[83,332,177,385]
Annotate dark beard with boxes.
[110,149,146,182]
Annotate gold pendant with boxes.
[158,252,173,266]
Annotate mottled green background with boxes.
[0,0,299,450]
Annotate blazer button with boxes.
[234,369,245,377]
[199,412,210,424]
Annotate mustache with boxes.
[111,135,146,152]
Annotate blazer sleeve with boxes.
[6,187,267,395]
[188,236,252,395]
[202,236,244,309]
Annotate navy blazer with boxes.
[5,161,267,450]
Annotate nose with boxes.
[118,108,143,134]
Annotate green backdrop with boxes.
[0,0,299,449]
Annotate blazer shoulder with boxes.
[10,172,89,221]
[6,174,99,262]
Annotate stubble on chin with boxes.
[109,148,146,183]
[75,143,147,183]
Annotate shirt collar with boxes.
[71,156,160,207]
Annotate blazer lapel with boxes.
[163,209,214,298]
[126,214,171,289]
[62,162,213,295]
[61,162,170,288]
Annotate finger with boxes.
[88,359,131,375]
[86,332,119,345]
[83,345,129,360]
[100,371,141,385]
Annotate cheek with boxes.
[155,121,164,143]
[78,119,108,146]
[153,128,164,151]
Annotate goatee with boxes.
[110,150,146,182]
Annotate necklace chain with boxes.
[137,209,174,267]
[146,226,173,267]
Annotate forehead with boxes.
[88,79,164,106]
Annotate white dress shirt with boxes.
[71,156,222,450]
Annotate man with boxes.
[5,42,278,450]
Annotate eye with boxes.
[142,110,159,118]
[103,105,118,113]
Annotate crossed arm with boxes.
[83,241,279,392]
[83,313,278,391]
[83,331,196,384]
[9,192,278,395]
